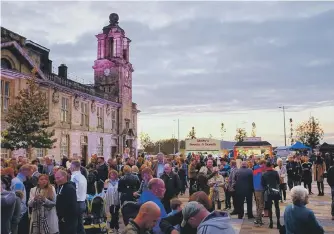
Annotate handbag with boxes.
[266,186,281,201]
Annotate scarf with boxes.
[30,188,50,234]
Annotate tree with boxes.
[234,128,247,142]
[139,132,154,152]
[1,69,56,158]
[220,122,226,139]
[296,116,324,149]
[188,126,196,139]
[154,138,178,155]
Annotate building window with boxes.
[125,120,130,129]
[61,97,69,122]
[81,102,89,126]
[132,115,136,127]
[97,137,104,156]
[1,58,12,69]
[1,148,10,159]
[123,49,127,61]
[109,37,114,57]
[36,148,46,158]
[97,106,103,128]
[1,80,10,112]
[111,109,116,130]
[60,135,70,157]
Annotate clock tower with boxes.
[93,13,137,155]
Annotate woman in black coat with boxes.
[262,161,281,229]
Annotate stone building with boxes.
[0,13,139,162]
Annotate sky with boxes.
[1,1,334,146]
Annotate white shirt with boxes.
[71,170,87,202]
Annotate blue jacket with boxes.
[197,211,234,234]
[139,190,167,234]
[253,164,264,191]
[284,204,324,234]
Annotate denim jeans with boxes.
[77,201,86,234]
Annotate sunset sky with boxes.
[2,1,334,146]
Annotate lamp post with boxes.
[174,119,180,152]
[279,106,287,146]
[172,134,176,154]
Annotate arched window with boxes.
[1,58,12,69]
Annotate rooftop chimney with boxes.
[58,64,67,79]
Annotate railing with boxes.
[44,73,118,102]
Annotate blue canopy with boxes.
[290,141,311,150]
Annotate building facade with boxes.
[0,13,139,162]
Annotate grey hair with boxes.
[157,152,164,157]
[277,158,283,164]
[291,186,308,205]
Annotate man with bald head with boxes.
[138,178,167,234]
[234,160,254,219]
[122,201,161,234]
[55,170,78,234]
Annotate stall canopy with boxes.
[234,141,271,147]
[319,142,334,152]
[290,141,311,150]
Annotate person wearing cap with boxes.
[181,201,235,234]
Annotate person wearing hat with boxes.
[181,201,235,234]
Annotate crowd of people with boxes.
[1,151,333,234]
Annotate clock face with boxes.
[104,68,111,76]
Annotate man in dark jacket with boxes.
[160,163,181,213]
[96,156,109,193]
[235,161,254,219]
[55,170,78,234]
[286,156,297,190]
[327,164,334,220]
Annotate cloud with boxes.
[1,1,334,116]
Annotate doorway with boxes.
[80,136,88,165]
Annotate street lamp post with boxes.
[279,106,287,146]
[174,119,180,152]
[172,134,176,154]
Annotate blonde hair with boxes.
[38,174,54,200]
[108,170,119,179]
[123,165,131,174]
[131,165,139,174]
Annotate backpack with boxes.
[87,170,97,185]
[121,201,142,226]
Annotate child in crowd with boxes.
[223,176,231,210]
[167,198,182,231]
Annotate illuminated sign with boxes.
[185,138,220,151]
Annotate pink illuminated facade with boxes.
[93,13,139,155]
[0,14,139,161]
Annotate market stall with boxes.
[289,141,311,151]
[233,137,272,158]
